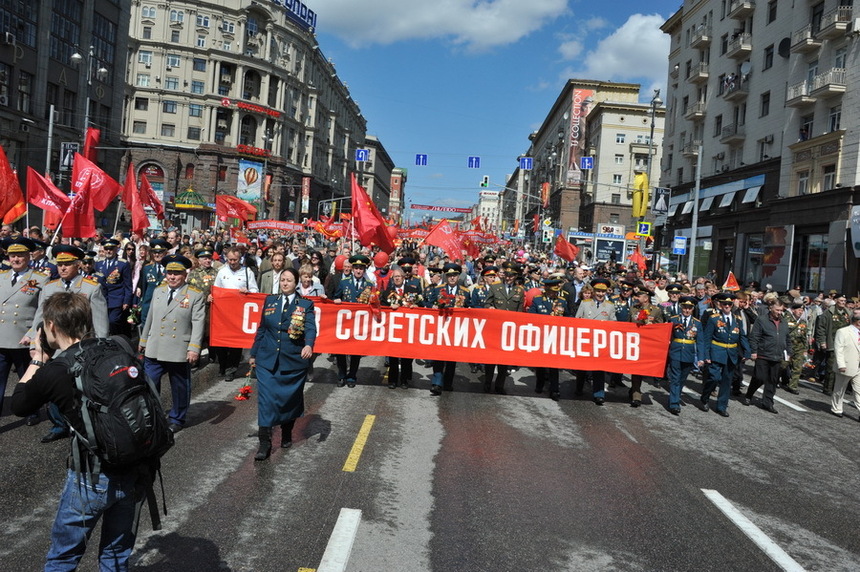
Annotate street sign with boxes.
[519,157,533,170]
[580,156,594,170]
[542,218,552,227]
[636,221,652,237]
[415,154,428,166]
[673,236,687,255]
[60,142,79,171]
[468,156,481,169]
[355,149,370,162]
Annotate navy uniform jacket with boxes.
[427,284,471,308]
[139,262,165,325]
[30,259,58,280]
[470,284,491,308]
[250,294,317,371]
[668,314,701,363]
[95,258,133,309]
[528,294,569,317]
[611,295,635,322]
[698,310,750,365]
[334,276,373,303]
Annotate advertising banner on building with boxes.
[566,88,594,187]
[301,176,311,214]
[209,288,671,375]
[237,159,263,204]
[762,225,794,290]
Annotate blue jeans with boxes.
[46,469,139,571]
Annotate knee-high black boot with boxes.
[255,426,272,461]
[280,420,295,449]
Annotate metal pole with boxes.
[686,144,703,279]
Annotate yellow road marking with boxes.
[342,415,375,472]
[298,568,315,572]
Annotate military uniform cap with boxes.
[150,239,171,252]
[679,296,697,307]
[162,254,192,272]
[397,256,416,267]
[31,239,49,251]
[484,255,497,264]
[195,248,213,258]
[481,266,499,276]
[427,266,443,274]
[52,244,85,263]
[349,254,371,267]
[443,262,462,275]
[83,250,97,261]
[1,237,36,254]
[102,238,121,249]
[591,278,611,291]
[713,292,736,303]
[666,283,684,294]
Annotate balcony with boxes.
[786,81,816,107]
[687,62,709,84]
[726,33,752,59]
[728,0,755,20]
[722,77,749,102]
[690,26,712,49]
[684,101,707,121]
[682,140,702,158]
[810,68,846,98]
[720,124,745,144]
[817,6,853,39]
[670,63,679,79]
[790,25,822,54]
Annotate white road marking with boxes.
[317,508,362,572]
[702,489,806,572]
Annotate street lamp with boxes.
[70,46,108,141]
[645,89,663,216]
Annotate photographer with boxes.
[11,293,145,570]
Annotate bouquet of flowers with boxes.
[551,299,565,316]
[234,384,253,401]
[127,304,142,325]
[403,292,424,308]
[636,308,652,324]
[288,306,305,340]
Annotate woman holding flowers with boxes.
[249,267,316,461]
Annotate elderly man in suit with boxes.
[28,245,109,442]
[381,267,423,389]
[139,254,206,433]
[831,309,860,419]
[482,263,524,394]
[0,237,49,419]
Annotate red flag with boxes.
[121,163,150,234]
[459,232,480,258]
[216,194,257,222]
[83,128,100,162]
[139,174,165,220]
[62,171,97,238]
[553,235,580,263]
[470,215,483,232]
[0,145,26,224]
[627,245,647,272]
[351,173,395,253]
[722,271,740,292]
[71,153,121,211]
[26,167,71,215]
[513,219,520,235]
[424,219,466,262]
[532,214,540,233]
[541,182,550,208]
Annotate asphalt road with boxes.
[1,355,859,571]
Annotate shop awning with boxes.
[700,196,715,212]
[681,200,693,215]
[667,203,679,217]
[741,185,762,204]
[718,191,737,208]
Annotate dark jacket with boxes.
[749,312,790,362]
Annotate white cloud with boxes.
[558,39,584,60]
[312,0,570,51]
[559,13,671,98]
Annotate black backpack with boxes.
[63,336,174,529]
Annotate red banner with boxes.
[410,204,473,213]
[246,220,305,232]
[209,287,671,375]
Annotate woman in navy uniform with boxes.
[667,296,701,415]
[249,267,316,461]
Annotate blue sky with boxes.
[312,0,680,219]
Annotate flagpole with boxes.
[112,197,122,236]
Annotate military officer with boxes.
[427,262,471,396]
[782,302,809,394]
[333,254,374,387]
[574,277,616,404]
[470,266,498,309]
[482,263,525,394]
[81,250,98,279]
[660,283,685,318]
[95,238,133,336]
[528,275,570,401]
[697,292,750,417]
[29,239,58,280]
[608,280,636,388]
[397,256,425,292]
[187,247,219,363]
[28,245,109,442]
[0,237,49,417]
[666,296,700,415]
[139,254,206,433]
[815,292,850,396]
[138,239,170,326]
[523,265,543,291]
[628,283,666,407]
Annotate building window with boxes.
[171,30,180,43]
[829,106,841,132]
[189,104,203,117]
[714,114,723,137]
[223,42,231,51]
[142,27,152,40]
[142,6,156,19]
[614,154,623,164]
[196,15,210,28]
[763,45,774,70]
[161,123,175,137]
[196,35,206,48]
[797,234,828,292]
[218,85,229,96]
[615,133,625,144]
[170,10,184,23]
[134,97,148,111]
[218,165,227,181]
[138,51,153,65]
[163,101,177,113]
[136,74,150,87]
[800,114,814,140]
[797,170,810,195]
[767,0,777,23]
[193,58,206,72]
[834,47,847,70]
[166,54,180,68]
[222,21,235,33]
[247,17,258,35]
[760,92,770,117]
[822,164,836,190]
[717,73,726,95]
[132,121,146,134]
[720,34,728,55]
[165,77,179,90]
[612,174,622,185]
[191,80,205,94]
[187,126,202,140]
[609,213,620,224]
[611,193,621,204]
[17,71,32,114]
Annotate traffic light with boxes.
[480,175,489,187]
[542,229,553,243]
